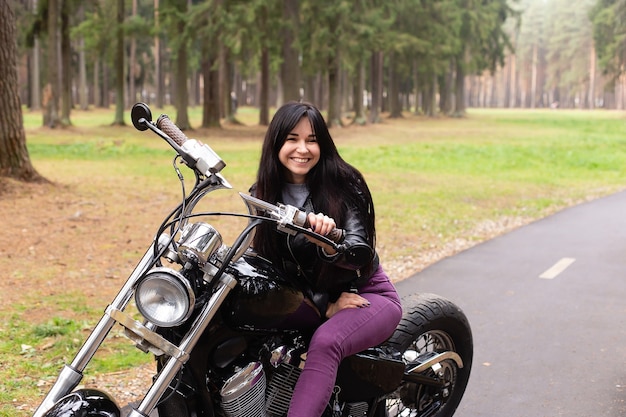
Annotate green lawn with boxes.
[22,106,626,252]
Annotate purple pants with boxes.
[287,266,403,417]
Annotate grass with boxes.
[2,106,626,416]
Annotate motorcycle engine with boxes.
[220,361,267,417]
[219,346,302,417]
[218,345,374,417]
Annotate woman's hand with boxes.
[306,212,338,254]
[307,212,336,236]
[326,292,371,318]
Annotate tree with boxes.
[77,3,88,110]
[192,0,224,128]
[388,0,436,116]
[167,0,191,130]
[27,0,78,126]
[298,0,393,124]
[112,0,125,125]
[235,0,281,125]
[0,1,44,182]
[453,0,517,116]
[44,0,61,127]
[280,0,301,103]
[391,0,458,116]
[516,0,545,108]
[543,0,596,108]
[60,0,75,125]
[29,0,42,111]
[254,0,279,125]
[154,0,165,108]
[16,0,612,119]
[591,0,626,107]
[72,0,119,109]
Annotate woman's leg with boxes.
[287,268,402,417]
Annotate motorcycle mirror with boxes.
[131,102,153,131]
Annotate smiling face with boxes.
[278,116,321,184]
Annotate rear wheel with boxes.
[377,293,473,417]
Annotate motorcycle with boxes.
[31,103,473,417]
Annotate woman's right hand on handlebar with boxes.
[307,212,336,236]
[305,212,338,255]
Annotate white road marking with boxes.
[539,257,576,279]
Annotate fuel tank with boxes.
[222,254,322,331]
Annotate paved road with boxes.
[395,191,626,417]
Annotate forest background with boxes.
[9,0,626,131]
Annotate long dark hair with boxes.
[252,101,376,263]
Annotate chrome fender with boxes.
[41,389,120,417]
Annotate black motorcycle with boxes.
[32,103,473,417]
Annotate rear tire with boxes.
[378,293,473,417]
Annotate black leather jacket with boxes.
[277,196,379,316]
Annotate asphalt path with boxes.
[395,190,626,417]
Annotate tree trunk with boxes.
[255,1,270,117]
[304,73,321,106]
[439,75,448,112]
[44,0,60,127]
[112,0,125,125]
[352,58,366,125]
[129,0,137,106]
[102,62,110,108]
[530,43,538,109]
[389,53,402,118]
[280,0,300,102]
[453,55,466,117]
[201,45,221,128]
[94,58,102,107]
[327,54,342,127]
[190,70,199,106]
[154,0,164,108]
[78,36,88,109]
[589,43,596,109]
[60,1,72,125]
[508,53,516,108]
[369,51,383,124]
[28,0,41,110]
[412,59,420,114]
[220,44,238,123]
[174,40,190,129]
[0,1,45,182]
[424,71,438,117]
[29,38,41,110]
[259,46,270,126]
[174,2,190,130]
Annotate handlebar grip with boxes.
[279,204,344,244]
[156,115,188,146]
[302,217,344,243]
[327,228,344,244]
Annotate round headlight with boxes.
[135,268,195,327]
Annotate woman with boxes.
[251,101,402,417]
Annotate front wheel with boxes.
[378,293,473,417]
